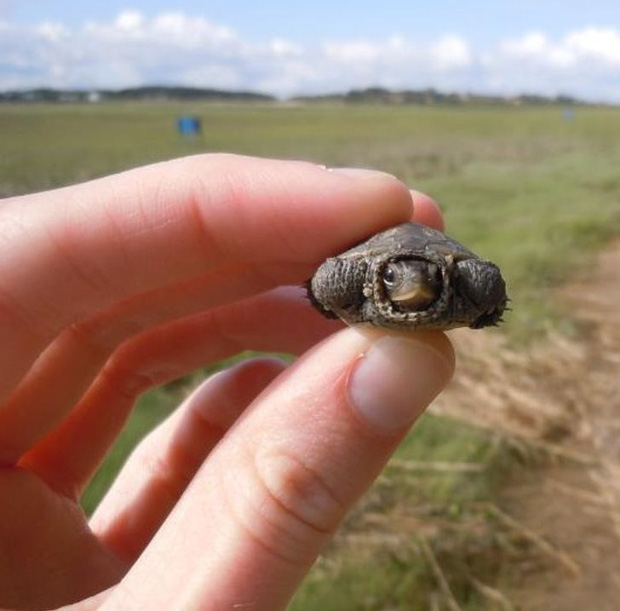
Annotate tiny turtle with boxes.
[307,222,508,331]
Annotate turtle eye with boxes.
[382,263,398,286]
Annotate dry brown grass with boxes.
[421,241,620,608]
[310,241,620,609]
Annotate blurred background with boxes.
[2,1,620,609]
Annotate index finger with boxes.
[0,155,412,401]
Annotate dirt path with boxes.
[431,242,620,610]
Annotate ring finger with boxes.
[90,356,288,564]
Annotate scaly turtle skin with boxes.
[307,222,508,331]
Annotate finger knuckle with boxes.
[99,362,158,401]
[132,441,185,505]
[233,448,346,564]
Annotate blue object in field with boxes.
[177,116,202,136]
[562,108,576,122]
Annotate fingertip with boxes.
[188,156,414,266]
[188,355,290,426]
[413,329,456,372]
[224,355,290,395]
[347,330,454,434]
[324,166,413,235]
[410,190,445,231]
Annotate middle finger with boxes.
[0,259,307,466]
[18,286,341,494]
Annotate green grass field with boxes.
[3,103,620,336]
[3,102,620,608]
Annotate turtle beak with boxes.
[386,261,441,311]
[391,279,438,308]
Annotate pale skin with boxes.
[0,154,454,611]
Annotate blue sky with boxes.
[8,0,620,45]
[2,1,620,100]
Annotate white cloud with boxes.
[115,10,144,32]
[565,28,620,65]
[321,34,472,73]
[1,12,620,101]
[481,28,620,98]
[496,32,574,68]
[317,35,474,92]
[35,22,66,42]
[431,35,473,71]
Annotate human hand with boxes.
[0,155,454,610]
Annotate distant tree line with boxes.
[0,86,274,103]
[292,87,581,106]
[0,85,583,106]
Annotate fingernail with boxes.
[329,167,397,180]
[348,336,453,434]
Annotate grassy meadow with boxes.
[3,103,620,336]
[3,102,620,608]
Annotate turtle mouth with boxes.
[372,253,453,325]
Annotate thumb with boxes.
[104,327,454,610]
